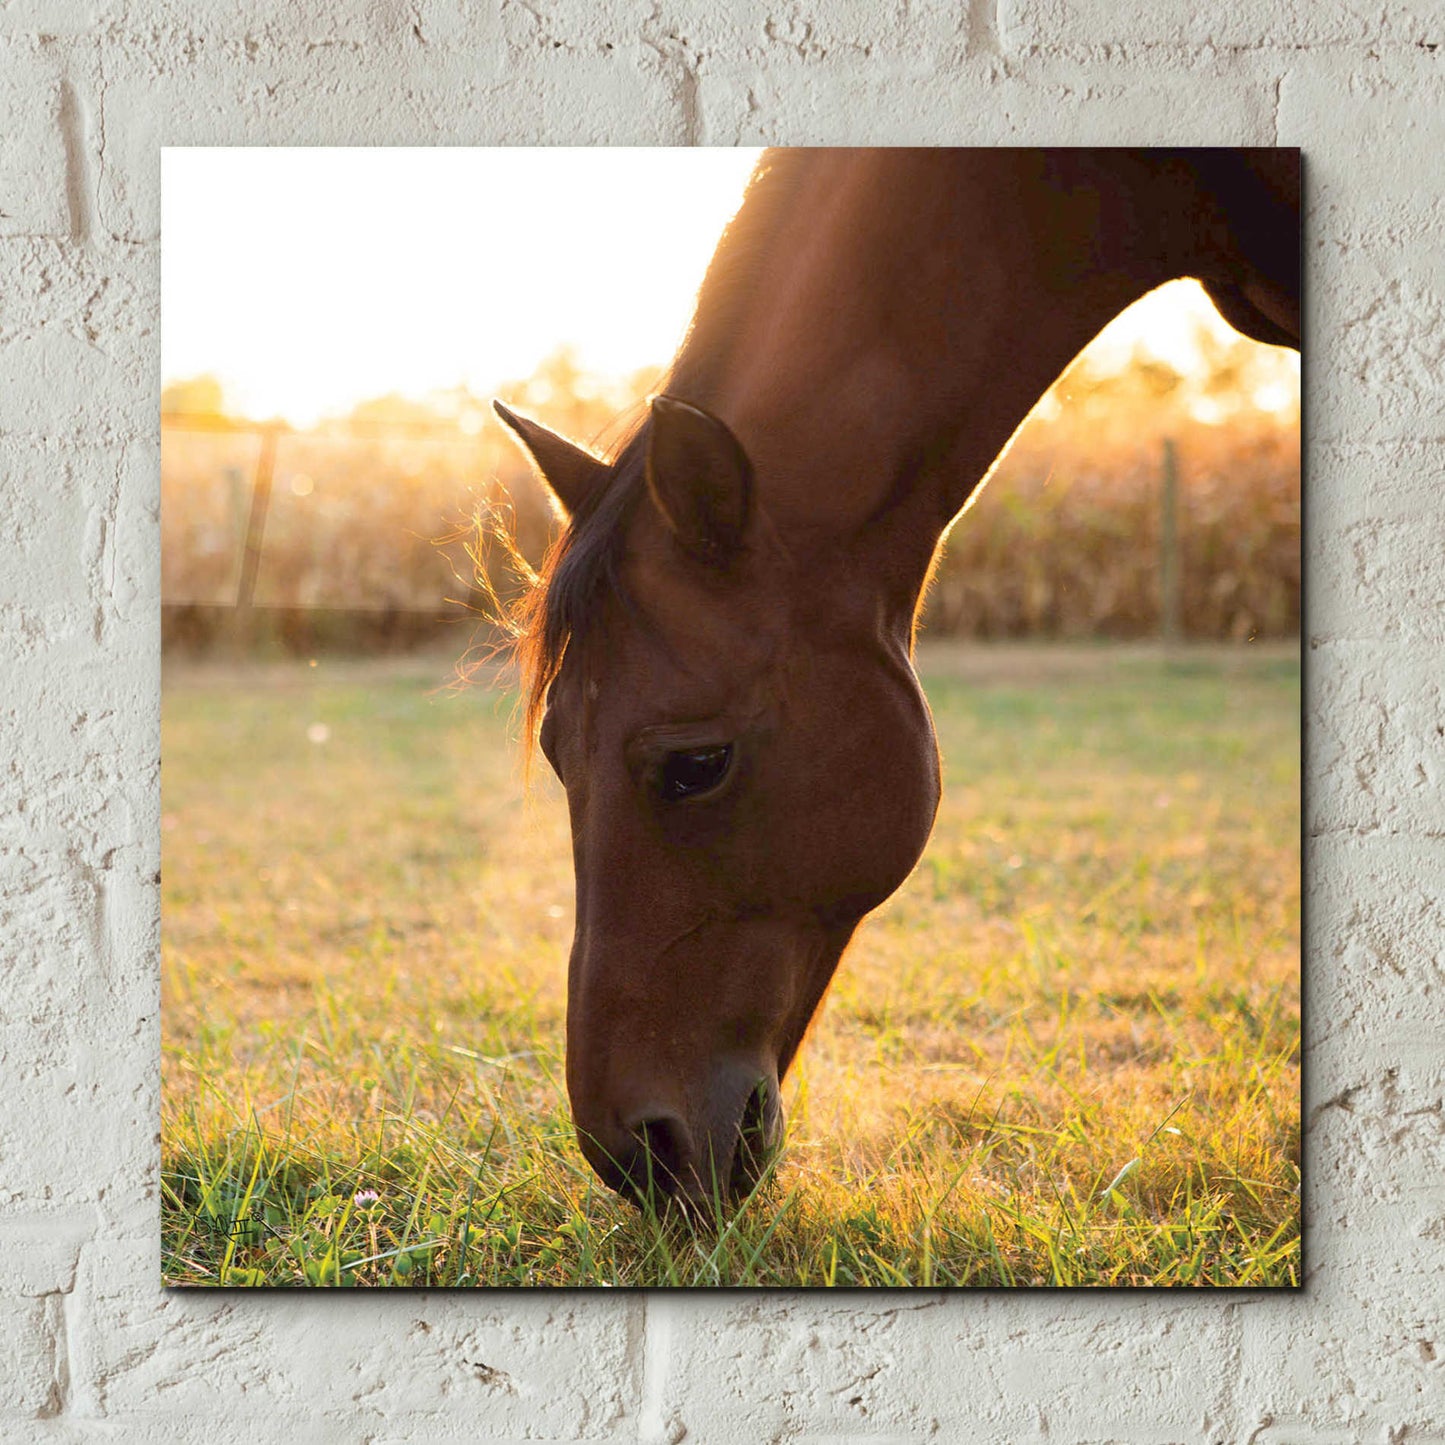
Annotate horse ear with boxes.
[492,400,607,518]
[645,396,754,566]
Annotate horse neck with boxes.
[696,150,1200,642]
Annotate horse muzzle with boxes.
[575,1063,783,1210]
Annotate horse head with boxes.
[497,395,941,1208]
[492,148,1301,1212]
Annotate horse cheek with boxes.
[800,677,940,921]
[857,729,939,910]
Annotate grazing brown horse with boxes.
[495,148,1300,1208]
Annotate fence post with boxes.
[236,424,280,608]
[1160,436,1180,644]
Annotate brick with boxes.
[0,680,149,860]
[0,41,69,237]
[0,238,127,345]
[408,55,681,142]
[996,51,1278,143]
[1308,837,1445,1061]
[0,851,95,1014]
[1307,242,1445,444]
[408,0,505,49]
[652,1294,1238,1442]
[498,0,655,54]
[95,47,675,242]
[67,1239,282,1419]
[0,332,154,442]
[269,1295,641,1436]
[0,240,155,442]
[0,0,122,34]
[0,444,90,608]
[703,50,1278,155]
[1308,640,1445,838]
[0,602,89,660]
[94,86,159,245]
[652,0,976,63]
[0,1213,88,1295]
[1308,439,1445,531]
[1308,1052,1445,1215]
[1281,56,1445,243]
[0,1421,356,1445]
[0,0,118,35]
[1308,513,1445,642]
[1238,1214,1445,1439]
[0,329,132,438]
[700,54,1012,145]
[108,0,424,45]
[498,0,962,61]
[998,0,1440,50]
[0,1294,63,1417]
[0,1018,154,1215]
[71,1240,641,1433]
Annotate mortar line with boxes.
[638,1292,674,1443]
[679,55,703,145]
[59,79,94,244]
[972,0,1002,56]
[49,1287,70,1418]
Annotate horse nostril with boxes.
[627,1113,693,1197]
[731,1077,782,1195]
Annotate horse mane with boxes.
[511,148,821,742]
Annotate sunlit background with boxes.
[160,148,1300,645]
[163,148,764,426]
[163,147,1297,428]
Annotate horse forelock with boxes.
[516,148,821,746]
[516,422,649,743]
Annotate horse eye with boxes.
[659,745,733,801]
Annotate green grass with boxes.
[161,641,1299,1287]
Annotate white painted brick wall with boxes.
[0,1,1438,1438]
[0,41,70,237]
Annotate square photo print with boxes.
[161,147,1301,1287]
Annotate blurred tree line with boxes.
[161,327,1298,656]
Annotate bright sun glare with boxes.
[162,148,764,427]
[162,149,1297,428]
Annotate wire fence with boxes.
[161,407,1300,657]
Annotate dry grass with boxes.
[161,641,1299,1288]
[928,412,1300,640]
[160,347,1298,650]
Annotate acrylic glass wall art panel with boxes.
[161,147,1301,1288]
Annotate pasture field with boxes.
[161,641,1300,1288]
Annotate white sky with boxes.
[162,147,764,426]
[162,148,1296,427]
